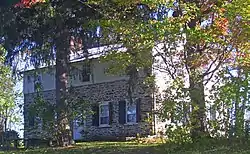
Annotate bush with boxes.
[0,130,20,149]
[165,125,192,144]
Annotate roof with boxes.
[21,44,125,73]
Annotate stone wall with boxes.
[24,79,154,141]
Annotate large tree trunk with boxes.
[234,79,240,137]
[55,29,72,147]
[234,70,245,138]
[186,43,206,139]
[189,74,206,139]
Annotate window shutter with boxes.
[136,98,141,123]
[109,102,113,125]
[119,100,126,124]
[92,104,99,126]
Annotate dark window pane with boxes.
[100,117,109,125]
[127,114,136,123]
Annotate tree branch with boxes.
[202,47,226,77]
[155,45,176,80]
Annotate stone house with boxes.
[23,47,167,142]
[23,42,221,143]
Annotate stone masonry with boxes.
[24,79,154,141]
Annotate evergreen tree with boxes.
[0,0,101,146]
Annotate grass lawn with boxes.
[2,140,250,154]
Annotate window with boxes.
[27,75,31,83]
[119,98,140,124]
[34,74,42,91]
[103,68,109,75]
[70,68,78,81]
[79,63,91,82]
[99,102,109,126]
[126,101,137,123]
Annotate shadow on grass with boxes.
[3,139,250,154]
[1,142,162,154]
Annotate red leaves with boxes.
[213,7,229,35]
[215,17,229,35]
[70,36,83,52]
[15,0,45,8]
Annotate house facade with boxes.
[23,55,162,142]
[23,43,221,143]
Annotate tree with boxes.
[0,0,101,146]
[0,0,19,7]
[88,0,249,139]
[0,46,20,134]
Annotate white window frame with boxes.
[99,101,110,127]
[70,65,91,83]
[125,99,137,124]
[34,74,42,91]
[79,63,91,83]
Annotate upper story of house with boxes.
[23,58,131,94]
[22,43,186,95]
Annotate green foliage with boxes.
[0,0,19,7]
[88,0,249,141]
[27,82,92,141]
[0,0,249,147]
[0,0,103,146]
[165,125,192,144]
[2,140,250,154]
[212,68,250,139]
[0,46,20,131]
